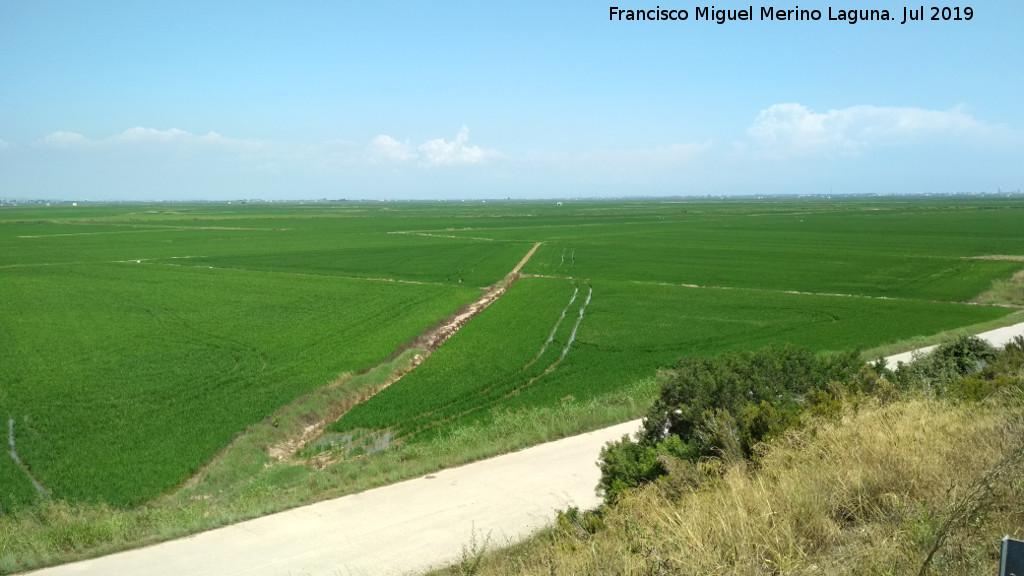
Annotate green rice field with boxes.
[2,197,1024,511]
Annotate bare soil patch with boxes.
[388,231,497,242]
[970,255,1024,261]
[266,354,425,462]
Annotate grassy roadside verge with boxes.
[0,368,656,574]
[432,395,1024,576]
[861,260,1023,362]
[860,310,1024,361]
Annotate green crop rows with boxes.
[1,430,38,511]
[331,198,1024,444]
[0,204,515,508]
[332,277,589,441]
[332,278,1009,443]
[2,198,1023,510]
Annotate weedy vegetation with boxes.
[430,337,1024,576]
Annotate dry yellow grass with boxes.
[441,393,1024,576]
[975,269,1024,307]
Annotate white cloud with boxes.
[34,131,92,149]
[367,134,415,162]
[0,138,10,151]
[417,126,499,167]
[108,126,190,145]
[33,127,267,151]
[744,103,990,159]
[31,126,500,171]
[363,126,499,167]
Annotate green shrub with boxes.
[695,408,744,464]
[600,337,1023,504]
[639,346,859,447]
[805,386,843,420]
[738,400,800,457]
[989,335,1024,375]
[949,373,1020,402]
[934,334,996,374]
[892,335,995,395]
[945,337,1024,402]
[556,506,604,537]
[597,437,664,503]
[600,346,861,502]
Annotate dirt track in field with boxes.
[265,242,543,462]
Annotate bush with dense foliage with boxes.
[599,336,1021,503]
[599,346,861,501]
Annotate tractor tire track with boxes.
[523,285,579,371]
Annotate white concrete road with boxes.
[881,320,1024,367]
[26,321,1024,576]
[27,420,642,576]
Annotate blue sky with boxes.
[1,1,1022,200]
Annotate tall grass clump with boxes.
[436,395,1024,576]
[975,269,1024,307]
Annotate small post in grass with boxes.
[1001,536,1024,576]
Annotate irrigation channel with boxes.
[6,418,49,506]
[26,320,1024,576]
